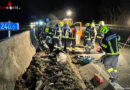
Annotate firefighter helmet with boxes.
[99,26,109,34]
[58,21,63,27]
[99,21,105,26]
[69,22,73,27]
[85,23,90,27]
[91,23,95,28]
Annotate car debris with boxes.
[15,52,80,90]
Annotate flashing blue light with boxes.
[46,18,49,23]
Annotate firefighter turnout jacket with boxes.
[100,30,120,55]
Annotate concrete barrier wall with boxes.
[0,31,36,90]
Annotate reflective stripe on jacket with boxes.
[53,26,61,38]
[100,30,120,55]
[84,26,91,40]
[62,25,71,38]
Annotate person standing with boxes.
[83,23,92,53]
[61,22,71,53]
[52,21,63,51]
[91,22,97,49]
[96,20,105,53]
[99,26,120,83]
[69,22,76,54]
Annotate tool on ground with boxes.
[72,56,95,65]
[79,56,95,65]
[92,68,103,87]
[92,58,104,87]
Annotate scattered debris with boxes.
[15,52,80,90]
[56,52,67,63]
[35,80,44,90]
[84,80,94,90]
[67,55,87,90]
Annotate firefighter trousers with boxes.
[62,38,70,52]
[84,40,91,48]
[91,36,96,48]
[83,39,91,53]
[103,55,119,79]
[53,38,60,49]
[69,39,76,51]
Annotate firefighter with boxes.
[99,26,120,83]
[45,18,53,37]
[91,22,97,49]
[39,18,51,51]
[83,23,92,53]
[52,21,63,51]
[69,22,76,54]
[45,18,54,51]
[42,18,50,41]
[61,21,71,53]
[96,21,105,53]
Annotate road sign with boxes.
[0,22,19,31]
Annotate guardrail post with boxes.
[8,21,11,38]
[8,30,11,38]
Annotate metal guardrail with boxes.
[95,24,130,30]
[96,24,130,28]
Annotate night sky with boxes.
[0,0,130,25]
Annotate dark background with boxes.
[0,0,130,25]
